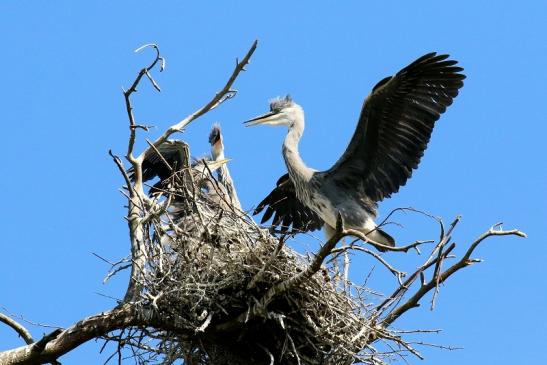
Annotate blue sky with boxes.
[0,1,545,364]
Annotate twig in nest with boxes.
[247,235,287,289]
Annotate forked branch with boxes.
[381,222,526,327]
[142,40,258,160]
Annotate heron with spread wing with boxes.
[246,53,465,250]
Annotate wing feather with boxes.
[128,140,188,183]
[324,52,465,202]
[254,174,324,233]
[142,141,188,181]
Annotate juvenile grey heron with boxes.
[246,53,465,249]
[209,124,242,210]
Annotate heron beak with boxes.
[195,158,231,176]
[244,111,278,127]
[207,158,231,171]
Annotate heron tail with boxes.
[367,229,395,252]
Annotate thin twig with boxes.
[345,228,429,253]
[141,40,258,160]
[331,244,406,283]
[109,150,133,197]
[247,235,287,289]
[381,223,526,327]
[124,43,164,165]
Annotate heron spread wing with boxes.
[324,52,465,202]
[254,173,324,233]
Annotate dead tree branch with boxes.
[0,305,156,365]
[381,222,526,327]
[118,44,165,302]
[141,39,258,159]
[0,313,34,345]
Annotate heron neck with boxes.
[283,121,313,182]
[211,143,241,209]
[211,143,227,181]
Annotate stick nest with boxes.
[130,145,377,365]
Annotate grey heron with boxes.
[246,52,465,249]
[209,124,242,210]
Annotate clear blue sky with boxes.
[1,1,545,364]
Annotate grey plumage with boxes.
[209,124,241,210]
[269,95,294,112]
[247,53,465,249]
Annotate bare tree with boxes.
[0,42,526,365]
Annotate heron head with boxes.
[244,95,303,127]
[208,123,224,159]
[208,123,222,146]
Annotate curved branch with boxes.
[0,313,34,345]
[124,43,164,167]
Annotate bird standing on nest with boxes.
[246,53,465,250]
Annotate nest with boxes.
[128,145,378,365]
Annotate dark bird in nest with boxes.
[246,53,465,249]
[129,140,227,194]
[129,126,236,220]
